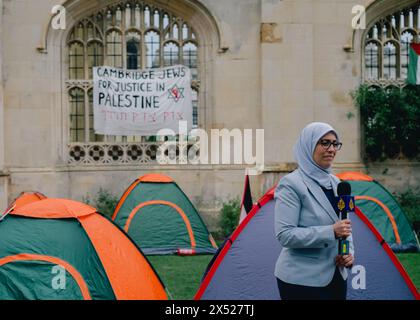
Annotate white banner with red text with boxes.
[93,65,192,136]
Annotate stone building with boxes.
[0,0,419,230]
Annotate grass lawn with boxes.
[148,253,420,300]
[396,253,420,291]
[148,255,214,300]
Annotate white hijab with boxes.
[293,122,339,189]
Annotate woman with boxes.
[274,122,354,300]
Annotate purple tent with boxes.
[196,188,419,300]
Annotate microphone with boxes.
[337,182,351,220]
[337,181,353,256]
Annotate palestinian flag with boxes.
[239,174,253,224]
[407,43,420,85]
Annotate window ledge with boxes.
[363,78,407,87]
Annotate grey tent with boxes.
[196,187,419,300]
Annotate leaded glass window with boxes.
[364,5,420,81]
[365,42,380,79]
[69,88,85,143]
[66,1,200,143]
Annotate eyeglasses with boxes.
[318,139,343,151]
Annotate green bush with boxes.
[84,188,119,219]
[219,199,241,239]
[352,84,420,161]
[396,188,420,235]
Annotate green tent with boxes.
[112,174,218,255]
[337,172,419,253]
[0,198,167,300]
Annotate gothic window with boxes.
[66,1,200,145]
[106,30,123,69]
[383,41,398,79]
[69,88,85,143]
[126,32,141,70]
[364,5,420,82]
[163,42,180,66]
[87,41,104,79]
[69,41,84,79]
[145,30,160,68]
[401,31,415,78]
[192,89,198,127]
[365,42,380,79]
[183,42,198,80]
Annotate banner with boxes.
[93,65,192,136]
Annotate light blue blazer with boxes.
[274,169,354,287]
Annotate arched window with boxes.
[87,41,104,78]
[183,42,198,80]
[173,23,179,40]
[365,42,380,79]
[106,30,123,68]
[69,88,85,143]
[383,41,398,79]
[401,31,415,78]
[69,42,84,79]
[163,42,180,66]
[363,5,420,83]
[66,1,200,150]
[126,31,141,70]
[145,30,161,68]
[144,6,151,27]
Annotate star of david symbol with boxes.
[168,85,184,103]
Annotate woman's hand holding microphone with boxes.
[333,219,352,238]
[333,219,354,268]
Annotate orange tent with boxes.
[0,198,167,300]
[3,191,47,215]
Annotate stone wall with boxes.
[364,161,420,194]
[1,0,418,228]
[7,166,252,231]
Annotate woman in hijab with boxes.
[274,122,354,300]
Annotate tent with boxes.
[336,172,419,252]
[196,187,419,300]
[112,174,218,255]
[2,191,47,214]
[0,198,167,300]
